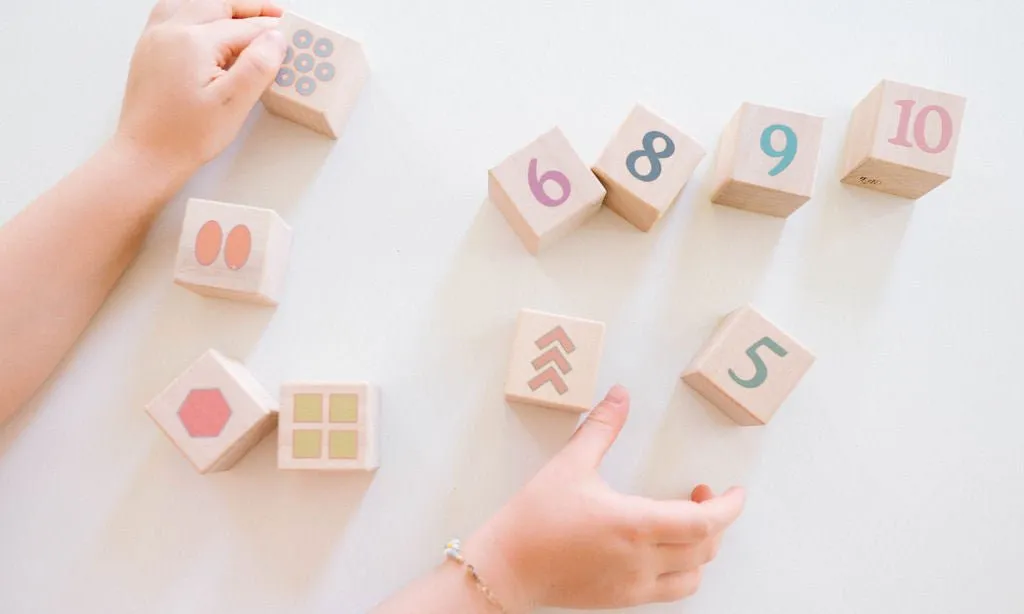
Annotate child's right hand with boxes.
[464,386,745,612]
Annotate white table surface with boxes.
[2,1,1022,612]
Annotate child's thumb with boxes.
[218,29,287,109]
[564,385,630,467]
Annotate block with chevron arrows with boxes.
[505,309,606,413]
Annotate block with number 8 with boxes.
[593,105,706,232]
[710,103,824,218]
[683,306,814,426]
[841,80,966,199]
[489,128,607,255]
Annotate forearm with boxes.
[0,137,185,422]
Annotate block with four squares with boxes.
[683,306,814,426]
[261,12,369,139]
[710,103,824,218]
[489,128,607,255]
[278,383,380,471]
[841,80,966,199]
[505,309,606,413]
[174,198,293,306]
[145,350,278,474]
[593,105,706,231]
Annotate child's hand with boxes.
[465,386,745,611]
[116,0,288,180]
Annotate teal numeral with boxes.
[728,337,788,389]
[760,124,797,176]
[626,130,675,182]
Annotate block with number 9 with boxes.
[488,128,607,255]
[841,80,966,199]
[683,306,814,426]
[593,105,706,232]
[710,103,824,218]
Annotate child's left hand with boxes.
[116,0,288,182]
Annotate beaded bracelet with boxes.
[444,539,510,613]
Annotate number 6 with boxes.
[527,158,571,207]
[729,337,788,389]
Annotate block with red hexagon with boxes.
[146,349,278,474]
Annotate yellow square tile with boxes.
[293,430,323,459]
[329,393,359,423]
[328,430,358,459]
[294,393,323,423]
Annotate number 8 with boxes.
[527,158,571,207]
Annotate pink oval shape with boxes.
[194,221,223,267]
[224,225,252,271]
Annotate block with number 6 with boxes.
[841,80,966,199]
[489,128,607,255]
[710,103,824,218]
[683,306,814,426]
[593,105,706,232]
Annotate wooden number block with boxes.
[593,105,706,231]
[489,128,607,254]
[505,309,606,413]
[710,103,824,218]
[174,198,293,306]
[841,80,966,199]
[146,349,278,474]
[278,383,380,471]
[260,12,369,139]
[683,306,814,426]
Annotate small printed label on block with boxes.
[841,80,966,199]
[488,128,607,254]
[174,199,293,306]
[593,105,706,231]
[710,103,824,218]
[146,350,278,474]
[505,309,606,413]
[278,383,380,471]
[261,13,369,139]
[683,306,814,426]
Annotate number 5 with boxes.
[729,337,788,389]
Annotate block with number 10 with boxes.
[841,80,966,199]
[683,306,814,426]
[489,129,607,255]
[593,105,706,232]
[710,103,824,218]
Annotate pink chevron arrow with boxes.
[528,367,569,395]
[534,326,576,354]
[531,347,573,374]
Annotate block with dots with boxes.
[146,350,278,474]
[261,13,369,139]
[841,80,966,199]
[174,198,293,306]
[593,105,706,232]
[683,306,814,426]
[278,383,380,472]
[710,103,824,218]
[489,128,607,255]
[505,309,606,413]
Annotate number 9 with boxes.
[760,124,798,177]
[527,158,571,207]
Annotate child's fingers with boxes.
[690,484,714,503]
[652,570,702,603]
[204,16,279,59]
[147,0,187,26]
[643,487,745,544]
[177,0,282,24]
[209,29,287,107]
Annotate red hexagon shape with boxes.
[178,389,232,438]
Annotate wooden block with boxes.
[261,12,369,139]
[278,382,380,471]
[593,105,706,231]
[683,306,814,426]
[841,80,966,199]
[710,103,824,218]
[146,350,278,474]
[173,198,293,306]
[505,309,606,413]
[489,128,607,254]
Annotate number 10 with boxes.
[888,100,953,154]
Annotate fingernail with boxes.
[605,385,628,403]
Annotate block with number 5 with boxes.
[683,306,814,426]
[710,103,824,218]
[489,128,607,255]
[841,80,966,199]
[593,105,706,232]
